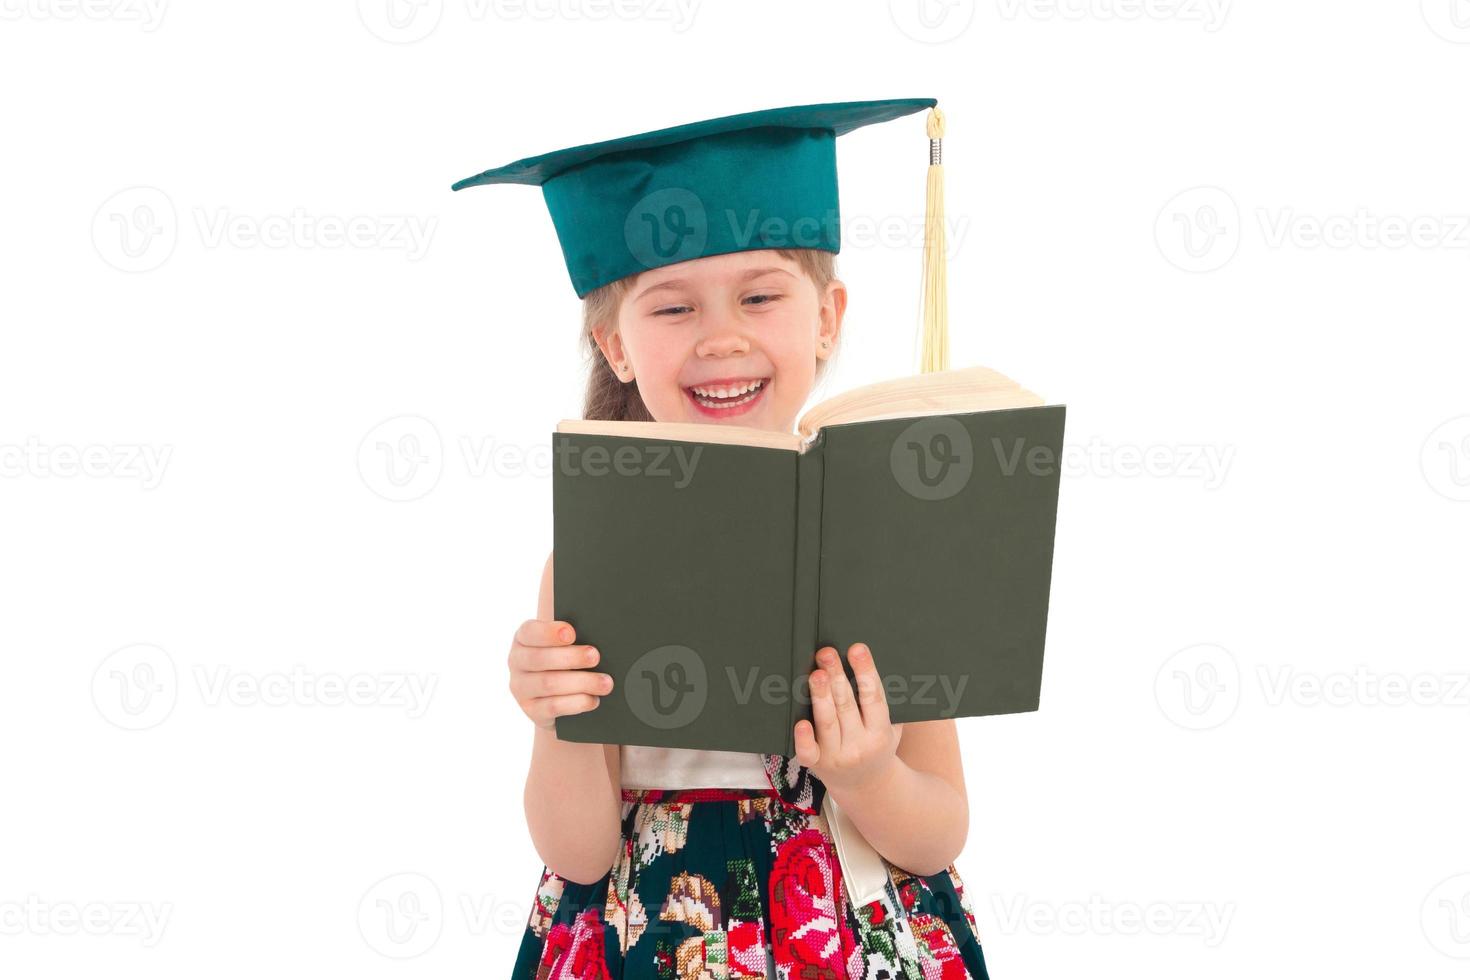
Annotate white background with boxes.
[2,1,1468,977]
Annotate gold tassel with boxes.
[919,106,949,374]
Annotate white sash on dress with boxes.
[619,745,891,907]
[619,744,769,790]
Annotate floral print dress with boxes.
[511,753,990,979]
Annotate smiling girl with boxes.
[459,99,990,978]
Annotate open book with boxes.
[552,367,1066,754]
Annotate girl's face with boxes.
[594,250,846,434]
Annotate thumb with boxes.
[793,720,821,769]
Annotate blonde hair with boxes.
[579,248,838,422]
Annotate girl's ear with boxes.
[592,320,634,382]
[816,277,847,361]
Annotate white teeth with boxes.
[691,379,765,399]
[693,389,761,409]
[689,378,766,410]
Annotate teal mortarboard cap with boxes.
[452,98,940,300]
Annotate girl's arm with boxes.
[839,718,969,876]
[517,552,623,885]
[794,644,970,876]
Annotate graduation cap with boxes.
[453,98,950,372]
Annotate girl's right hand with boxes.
[508,619,614,731]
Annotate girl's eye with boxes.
[652,295,780,315]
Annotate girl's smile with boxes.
[683,376,771,418]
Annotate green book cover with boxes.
[552,403,1065,754]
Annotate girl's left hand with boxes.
[793,642,903,795]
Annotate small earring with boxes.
[819,340,830,349]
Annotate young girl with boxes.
[461,100,990,978]
[507,243,989,979]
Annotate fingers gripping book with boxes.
[551,366,1065,754]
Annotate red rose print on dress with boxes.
[909,913,968,980]
[539,907,613,980]
[769,827,858,978]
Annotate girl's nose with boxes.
[694,322,750,359]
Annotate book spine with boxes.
[786,431,827,756]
